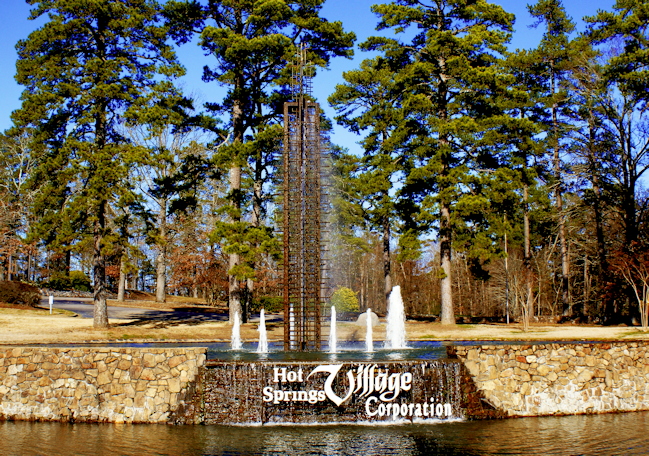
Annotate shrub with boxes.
[331,287,359,313]
[250,296,284,313]
[47,273,71,291]
[47,271,92,292]
[0,281,41,307]
[69,271,92,292]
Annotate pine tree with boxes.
[329,57,409,311]
[164,0,354,322]
[587,1,649,321]
[367,0,516,325]
[13,0,184,328]
[527,0,578,316]
[588,0,649,105]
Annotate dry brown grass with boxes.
[0,307,647,345]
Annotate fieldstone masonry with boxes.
[1,343,648,424]
[449,341,649,416]
[0,347,206,423]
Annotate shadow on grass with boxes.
[113,309,283,330]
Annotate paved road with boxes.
[38,297,279,324]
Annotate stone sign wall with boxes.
[448,341,649,417]
[186,360,471,425]
[0,347,206,423]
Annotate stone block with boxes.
[464,361,479,377]
[110,383,124,395]
[577,370,594,383]
[72,370,85,380]
[140,369,156,381]
[168,378,181,393]
[134,392,146,407]
[97,371,111,386]
[123,384,135,398]
[118,359,132,371]
[130,365,143,380]
[168,356,186,369]
[119,371,131,384]
[143,354,156,368]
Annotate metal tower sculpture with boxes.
[282,46,328,351]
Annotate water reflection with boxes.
[1,412,648,455]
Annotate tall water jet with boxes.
[231,311,242,350]
[385,286,407,349]
[365,308,373,353]
[328,306,337,353]
[257,309,268,353]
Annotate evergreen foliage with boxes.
[163,0,355,321]
[12,0,185,327]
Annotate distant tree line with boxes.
[0,0,648,331]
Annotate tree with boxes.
[0,131,38,281]
[588,0,649,106]
[329,56,409,310]
[611,242,649,331]
[367,0,516,325]
[164,0,354,322]
[125,111,204,303]
[13,0,184,328]
[565,48,615,317]
[587,1,649,320]
[528,0,578,316]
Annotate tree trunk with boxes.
[360,259,365,312]
[524,182,533,324]
[118,254,126,302]
[228,165,242,323]
[583,255,589,317]
[156,199,167,303]
[437,35,455,325]
[440,203,454,324]
[383,214,392,311]
[551,61,571,316]
[227,14,245,323]
[93,201,109,328]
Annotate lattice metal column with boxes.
[282,46,325,351]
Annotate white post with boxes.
[49,295,53,315]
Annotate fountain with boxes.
[257,309,268,354]
[231,311,242,350]
[365,307,374,353]
[328,306,337,354]
[206,52,463,427]
[385,286,407,349]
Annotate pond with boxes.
[1,411,647,455]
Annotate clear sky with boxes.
[0,0,616,155]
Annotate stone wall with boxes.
[449,342,649,417]
[0,347,206,423]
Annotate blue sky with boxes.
[0,0,616,155]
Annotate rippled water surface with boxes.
[1,412,648,455]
